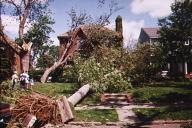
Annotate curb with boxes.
[151,120,192,124]
[133,120,192,125]
[68,121,102,126]
[67,121,123,126]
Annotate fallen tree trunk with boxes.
[56,96,74,123]
[68,84,90,106]
[40,28,86,83]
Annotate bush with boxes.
[74,52,132,94]
[29,70,44,82]
[61,64,78,83]
[50,67,64,82]
[0,80,11,96]
[122,43,165,85]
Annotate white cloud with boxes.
[108,20,144,48]
[123,20,145,48]
[51,37,59,46]
[130,0,174,18]
[2,15,31,36]
[2,15,19,35]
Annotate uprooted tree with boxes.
[0,0,53,73]
[40,0,122,83]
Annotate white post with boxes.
[184,61,188,74]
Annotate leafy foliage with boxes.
[36,45,59,69]
[37,55,55,69]
[24,15,55,63]
[0,80,11,96]
[122,43,165,84]
[0,43,12,83]
[74,45,131,93]
[158,0,192,62]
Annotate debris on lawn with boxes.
[6,84,90,127]
[10,92,73,127]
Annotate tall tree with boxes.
[0,0,53,73]
[158,0,192,62]
[24,15,55,66]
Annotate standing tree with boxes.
[24,15,55,67]
[158,0,192,75]
[0,0,53,73]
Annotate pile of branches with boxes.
[11,93,61,126]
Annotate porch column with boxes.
[184,61,188,74]
[167,63,170,70]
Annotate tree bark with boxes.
[40,62,59,83]
[40,28,86,83]
[67,84,90,106]
[0,0,33,73]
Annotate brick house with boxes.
[57,16,123,59]
[138,27,192,77]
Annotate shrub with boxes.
[61,64,78,83]
[29,70,44,82]
[74,49,132,94]
[0,80,11,96]
[122,43,165,85]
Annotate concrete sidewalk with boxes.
[75,103,192,125]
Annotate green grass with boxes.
[0,89,31,104]
[32,82,100,104]
[73,109,118,123]
[133,107,192,121]
[79,93,100,105]
[32,82,79,98]
[1,82,100,105]
[131,81,192,104]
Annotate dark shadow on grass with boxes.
[150,92,192,105]
[125,107,192,128]
[144,81,192,90]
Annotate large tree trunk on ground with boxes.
[68,84,90,106]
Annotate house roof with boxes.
[142,27,160,38]
[58,24,120,39]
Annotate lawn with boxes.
[73,109,118,124]
[2,81,192,105]
[131,81,192,104]
[32,82,100,105]
[133,107,192,121]
[32,82,79,97]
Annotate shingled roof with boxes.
[142,27,160,38]
[58,24,121,39]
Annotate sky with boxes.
[2,0,174,47]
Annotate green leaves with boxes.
[74,45,131,93]
[158,0,192,62]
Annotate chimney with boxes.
[115,15,123,37]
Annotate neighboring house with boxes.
[138,27,160,44]
[138,27,192,77]
[57,16,123,59]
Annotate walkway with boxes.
[75,104,159,124]
[75,103,192,125]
